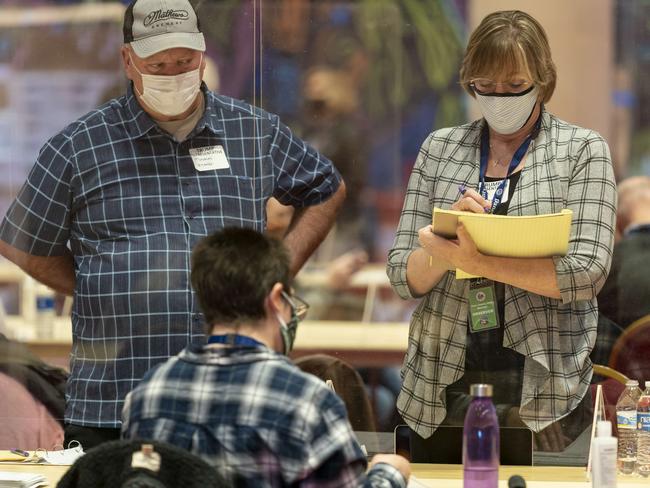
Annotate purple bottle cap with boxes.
[470,383,493,397]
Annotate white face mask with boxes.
[131,55,202,116]
[475,87,539,135]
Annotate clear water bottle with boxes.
[638,381,650,478]
[35,285,55,340]
[616,379,642,474]
[463,383,499,488]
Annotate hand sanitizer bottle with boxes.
[592,420,617,488]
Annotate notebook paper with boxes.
[0,471,47,488]
[432,208,573,279]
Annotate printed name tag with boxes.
[189,145,230,171]
[484,179,510,203]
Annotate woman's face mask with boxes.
[474,85,539,135]
[130,54,202,117]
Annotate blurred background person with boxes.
[598,175,650,328]
[300,65,370,261]
[0,333,66,449]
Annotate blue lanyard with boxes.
[479,126,534,213]
[207,334,264,348]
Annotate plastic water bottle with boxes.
[35,285,55,340]
[616,379,642,474]
[463,383,499,488]
[638,381,650,478]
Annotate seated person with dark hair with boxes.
[598,175,650,328]
[121,228,410,487]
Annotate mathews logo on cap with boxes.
[143,9,189,28]
[124,0,206,58]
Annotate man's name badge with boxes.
[190,145,230,171]
[468,279,500,333]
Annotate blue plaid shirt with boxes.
[122,344,406,488]
[0,85,341,427]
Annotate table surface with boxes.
[410,464,649,486]
[12,319,410,350]
[14,319,411,369]
[0,460,647,487]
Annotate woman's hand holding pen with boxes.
[418,183,487,275]
[451,185,491,214]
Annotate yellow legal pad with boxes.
[432,208,573,279]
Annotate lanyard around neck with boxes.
[479,124,536,212]
[207,334,264,348]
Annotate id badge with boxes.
[189,145,230,171]
[468,279,500,333]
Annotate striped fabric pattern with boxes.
[0,85,341,427]
[387,110,616,437]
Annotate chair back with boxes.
[294,354,376,431]
[592,364,629,385]
[609,313,650,383]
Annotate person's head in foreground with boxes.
[122,228,410,486]
[460,9,556,137]
[191,226,301,354]
[121,0,207,120]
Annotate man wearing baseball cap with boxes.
[0,0,346,449]
[121,0,207,122]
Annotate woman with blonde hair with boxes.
[387,10,616,450]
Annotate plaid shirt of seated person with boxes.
[122,344,406,488]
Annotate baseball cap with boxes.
[124,0,206,58]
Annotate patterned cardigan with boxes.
[387,110,616,437]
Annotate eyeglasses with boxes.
[281,291,310,321]
[469,78,533,95]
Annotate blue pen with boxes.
[11,448,29,457]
